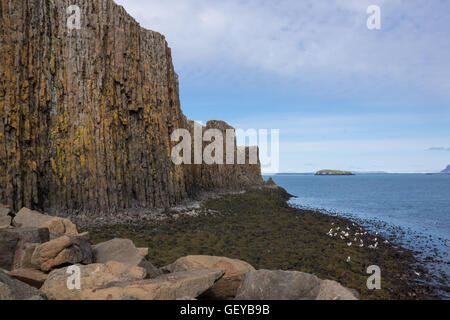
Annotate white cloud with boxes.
[114,0,450,97]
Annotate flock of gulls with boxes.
[326,222,389,263]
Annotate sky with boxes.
[115,0,450,173]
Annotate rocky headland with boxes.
[440,165,450,174]
[0,0,445,301]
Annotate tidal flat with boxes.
[87,187,441,300]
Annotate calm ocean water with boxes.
[264,174,450,285]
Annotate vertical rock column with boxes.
[0,0,188,212]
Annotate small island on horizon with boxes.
[315,169,355,176]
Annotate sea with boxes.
[264,173,450,295]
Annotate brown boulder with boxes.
[6,269,48,289]
[13,208,78,236]
[31,235,93,272]
[0,228,50,271]
[41,262,147,300]
[81,269,225,300]
[163,255,255,299]
[42,218,78,237]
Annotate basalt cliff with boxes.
[0,0,263,214]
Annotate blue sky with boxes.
[115,0,450,173]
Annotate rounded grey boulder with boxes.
[93,238,160,278]
[235,270,358,300]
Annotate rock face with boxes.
[0,0,263,215]
[0,269,43,300]
[31,235,93,272]
[235,270,358,300]
[93,238,160,278]
[163,255,255,299]
[0,227,50,270]
[13,208,78,235]
[316,280,359,300]
[80,269,225,300]
[41,261,147,300]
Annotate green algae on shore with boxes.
[87,187,438,300]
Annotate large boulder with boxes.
[235,270,358,300]
[0,228,50,271]
[78,269,225,300]
[41,261,147,300]
[13,208,78,236]
[93,239,160,278]
[31,235,93,272]
[0,269,45,300]
[163,255,255,299]
[6,269,48,289]
[0,204,12,226]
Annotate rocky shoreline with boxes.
[1,186,446,300]
[1,196,357,300]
